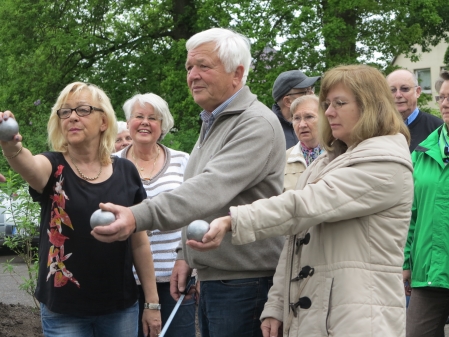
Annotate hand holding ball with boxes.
[90,209,116,229]
[0,118,19,142]
[186,220,210,242]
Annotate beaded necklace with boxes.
[69,154,102,181]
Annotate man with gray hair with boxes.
[92,28,285,337]
[271,70,321,149]
[387,69,442,152]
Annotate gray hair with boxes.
[436,70,449,92]
[122,93,174,140]
[116,121,128,134]
[290,95,319,116]
[440,70,449,81]
[186,28,251,85]
[386,69,419,86]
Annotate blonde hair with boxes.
[319,64,410,154]
[47,82,117,165]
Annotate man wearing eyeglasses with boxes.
[272,70,321,149]
[386,69,442,152]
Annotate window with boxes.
[415,69,431,94]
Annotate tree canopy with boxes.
[0,0,447,172]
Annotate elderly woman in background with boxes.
[115,120,132,152]
[404,71,449,337]
[284,95,322,191]
[192,65,413,337]
[0,82,160,337]
[114,93,194,337]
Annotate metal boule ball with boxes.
[0,118,19,142]
[186,220,210,242]
[90,209,116,229]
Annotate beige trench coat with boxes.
[230,134,413,337]
[284,143,307,192]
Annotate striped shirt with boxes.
[115,144,189,283]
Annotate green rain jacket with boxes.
[404,125,449,289]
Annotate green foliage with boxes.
[0,171,40,309]
[418,93,442,118]
[0,0,448,155]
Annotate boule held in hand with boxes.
[0,117,19,142]
[186,220,210,242]
[90,209,116,229]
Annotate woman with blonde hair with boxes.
[191,65,413,337]
[0,82,160,337]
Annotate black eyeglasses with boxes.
[56,105,103,119]
[390,86,417,94]
[285,87,315,97]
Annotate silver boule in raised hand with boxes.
[0,118,19,142]
[186,220,210,242]
[90,209,116,229]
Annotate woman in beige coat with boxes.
[189,65,413,337]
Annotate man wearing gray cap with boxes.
[272,70,321,149]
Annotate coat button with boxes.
[291,265,315,282]
[295,233,310,254]
[290,296,312,317]
[296,233,310,246]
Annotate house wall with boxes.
[392,41,448,110]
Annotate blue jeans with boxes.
[40,302,138,337]
[199,276,273,337]
[138,283,195,337]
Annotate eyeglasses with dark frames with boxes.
[285,87,315,97]
[390,86,418,94]
[56,105,104,119]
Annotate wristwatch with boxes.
[144,303,161,310]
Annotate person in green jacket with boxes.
[404,70,449,337]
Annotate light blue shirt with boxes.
[200,88,243,138]
[405,107,420,126]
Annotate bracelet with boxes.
[143,303,161,310]
[2,145,23,159]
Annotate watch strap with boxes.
[144,303,161,310]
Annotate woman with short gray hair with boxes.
[284,95,323,191]
[115,93,194,337]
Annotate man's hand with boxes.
[0,174,5,182]
[142,308,161,337]
[187,216,231,251]
[261,317,283,337]
[170,260,193,301]
[403,269,412,296]
[90,203,136,242]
